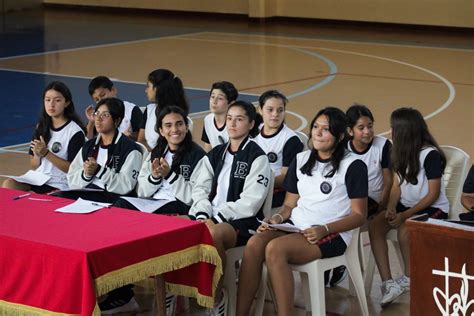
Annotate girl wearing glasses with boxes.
[253,90,304,207]
[64,97,143,203]
[2,81,86,193]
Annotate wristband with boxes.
[323,224,330,235]
[272,213,284,223]
[42,149,49,158]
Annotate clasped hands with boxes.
[30,136,49,158]
[151,157,170,179]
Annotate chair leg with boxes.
[364,250,376,296]
[346,258,369,316]
[306,269,326,316]
[300,272,311,312]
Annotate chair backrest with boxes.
[262,170,275,218]
[295,130,309,150]
[440,145,470,219]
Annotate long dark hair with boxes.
[390,107,446,185]
[151,106,193,171]
[35,81,86,143]
[147,69,189,116]
[227,101,261,138]
[300,107,348,177]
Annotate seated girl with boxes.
[2,81,85,193]
[253,90,304,207]
[189,100,271,314]
[60,97,142,203]
[138,69,190,151]
[115,105,205,215]
[369,107,449,307]
[236,107,368,316]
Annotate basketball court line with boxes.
[170,33,456,135]
[193,31,474,52]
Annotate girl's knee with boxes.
[264,239,283,263]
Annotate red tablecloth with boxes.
[0,188,222,315]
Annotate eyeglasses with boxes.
[93,111,111,120]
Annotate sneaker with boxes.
[166,294,177,316]
[380,279,404,307]
[99,295,139,314]
[324,270,330,287]
[151,293,177,316]
[206,288,228,316]
[395,275,411,292]
[329,266,348,287]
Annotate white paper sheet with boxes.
[55,198,111,214]
[257,219,302,233]
[0,170,50,186]
[121,196,172,214]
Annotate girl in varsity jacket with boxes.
[253,90,304,207]
[65,97,142,203]
[189,100,271,312]
[346,104,393,218]
[2,81,85,193]
[369,107,449,307]
[115,106,205,215]
[236,107,368,316]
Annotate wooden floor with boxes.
[0,6,473,316]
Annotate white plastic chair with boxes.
[135,141,149,163]
[254,228,369,316]
[364,145,471,295]
[295,130,309,150]
[224,171,274,316]
[187,116,194,133]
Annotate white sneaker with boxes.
[151,293,177,316]
[395,275,410,292]
[380,279,404,307]
[166,294,177,316]
[206,288,228,316]
[100,296,139,314]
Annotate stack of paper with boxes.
[55,198,111,214]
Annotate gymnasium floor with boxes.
[0,5,472,316]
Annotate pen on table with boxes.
[28,197,53,202]
[13,193,31,200]
[91,202,111,208]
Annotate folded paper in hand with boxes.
[257,219,301,233]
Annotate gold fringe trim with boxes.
[95,244,223,302]
[0,300,78,316]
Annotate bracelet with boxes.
[42,149,49,158]
[323,224,330,235]
[272,213,284,223]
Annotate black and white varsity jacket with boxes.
[68,131,142,195]
[137,142,206,205]
[189,137,271,223]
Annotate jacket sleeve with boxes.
[67,148,90,189]
[188,156,214,220]
[214,155,271,222]
[136,152,163,197]
[95,149,142,195]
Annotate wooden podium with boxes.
[407,219,474,315]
